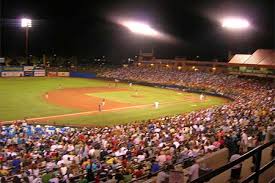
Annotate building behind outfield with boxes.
[135,49,275,78]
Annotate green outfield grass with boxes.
[86,86,198,104]
[0,77,229,126]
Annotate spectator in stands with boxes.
[12,176,21,183]
[187,159,200,182]
[1,177,7,183]
[156,166,170,183]
[151,160,161,174]
[78,175,88,183]
[114,169,124,182]
[41,170,54,183]
[229,151,242,182]
[240,130,248,153]
[11,157,21,175]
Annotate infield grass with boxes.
[0,77,229,126]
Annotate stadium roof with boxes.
[229,54,251,64]
[229,49,275,68]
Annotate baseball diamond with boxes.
[0,77,228,126]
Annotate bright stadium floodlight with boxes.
[21,18,32,28]
[21,18,32,65]
[222,17,250,29]
[121,20,159,37]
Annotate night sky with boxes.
[1,0,274,61]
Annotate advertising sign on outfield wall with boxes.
[24,71,34,77]
[34,70,46,77]
[70,72,96,78]
[1,71,24,77]
[24,66,34,71]
[57,72,70,77]
[3,66,23,71]
[47,72,57,77]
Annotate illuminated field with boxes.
[0,77,229,126]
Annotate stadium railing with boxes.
[191,138,275,183]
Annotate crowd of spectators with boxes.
[0,66,274,183]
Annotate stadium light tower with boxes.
[221,17,250,60]
[121,20,160,37]
[117,19,169,62]
[21,18,32,65]
[222,17,250,30]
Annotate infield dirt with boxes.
[46,87,133,111]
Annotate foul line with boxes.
[28,104,151,121]
[23,99,198,121]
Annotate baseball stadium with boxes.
[0,1,275,183]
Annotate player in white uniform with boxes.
[154,102,159,109]
[200,93,205,101]
[101,98,105,106]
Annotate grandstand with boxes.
[228,49,275,78]
[134,49,275,77]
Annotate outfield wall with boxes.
[0,66,98,79]
[0,66,47,77]
[70,72,96,78]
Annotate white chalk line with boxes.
[24,99,198,121]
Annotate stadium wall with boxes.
[69,72,96,78]
[47,71,70,77]
[47,71,58,77]
[0,66,47,77]
[1,71,24,77]
[0,67,73,77]
[57,72,70,77]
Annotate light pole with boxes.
[21,18,32,65]
[0,1,3,57]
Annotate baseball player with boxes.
[102,98,105,106]
[135,89,138,96]
[98,103,102,112]
[45,92,49,99]
[154,101,159,109]
[200,93,205,101]
[114,79,119,87]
